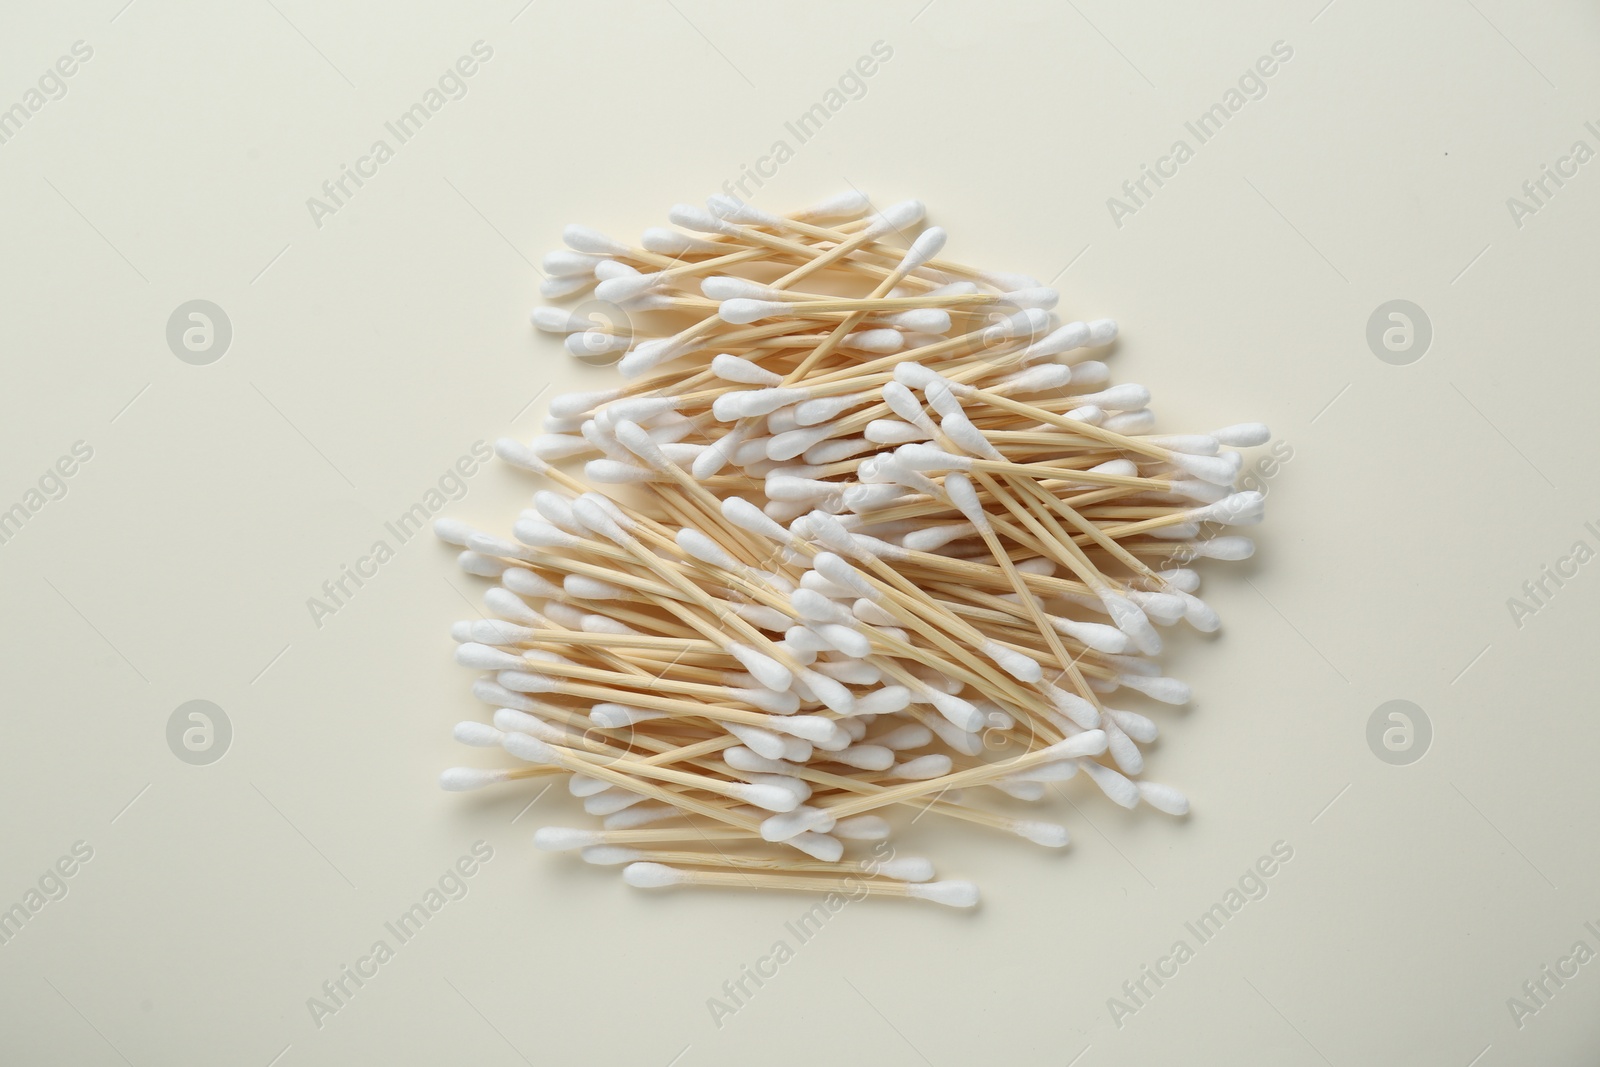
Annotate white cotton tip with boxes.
[449,620,475,643]
[580,845,643,866]
[1011,820,1071,847]
[433,517,476,547]
[842,328,905,354]
[765,474,838,503]
[584,459,658,484]
[806,437,876,465]
[707,193,784,228]
[940,471,986,526]
[549,389,623,419]
[790,587,849,624]
[724,748,796,776]
[604,804,681,830]
[1081,760,1141,808]
[853,686,911,716]
[1127,590,1187,625]
[827,744,895,771]
[1168,479,1231,504]
[795,393,865,426]
[438,767,514,791]
[1050,616,1131,654]
[725,723,788,762]
[893,754,953,780]
[698,276,773,301]
[871,723,932,752]
[1045,730,1109,760]
[592,259,638,282]
[759,807,835,841]
[898,226,948,272]
[718,297,789,324]
[513,518,577,549]
[865,419,929,445]
[1138,781,1191,816]
[1105,708,1158,744]
[786,832,844,862]
[1179,591,1221,632]
[561,224,630,256]
[585,789,647,816]
[567,774,609,798]
[1149,523,1201,540]
[767,423,840,462]
[825,817,885,843]
[1089,459,1139,479]
[726,643,793,692]
[533,826,600,851]
[622,862,687,889]
[1102,720,1144,775]
[542,249,603,277]
[999,364,1074,395]
[1211,422,1271,447]
[798,670,857,715]
[862,199,926,238]
[722,496,793,544]
[711,352,781,385]
[992,779,1046,802]
[1149,434,1220,456]
[905,880,980,908]
[1047,688,1102,730]
[641,226,724,254]
[727,782,801,813]
[675,528,740,571]
[501,731,560,767]
[1074,383,1150,412]
[593,272,662,304]
[1018,320,1090,361]
[587,704,664,728]
[1103,410,1155,435]
[983,642,1043,683]
[469,619,536,646]
[533,307,592,334]
[1102,594,1162,655]
[764,715,840,746]
[1086,318,1118,345]
[454,643,526,672]
[894,443,970,473]
[1118,674,1191,705]
[869,856,933,883]
[734,687,801,716]
[940,412,1001,458]
[666,202,737,234]
[1192,491,1265,527]
[1187,536,1256,561]
[539,275,593,299]
[1168,451,1243,486]
[713,387,810,422]
[881,308,951,334]
[457,552,510,578]
[493,437,549,475]
[796,189,872,220]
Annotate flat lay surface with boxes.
[1,2,1597,1065]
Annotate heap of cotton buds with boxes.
[437,191,1267,908]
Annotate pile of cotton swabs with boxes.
[436,191,1266,908]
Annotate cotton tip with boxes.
[853,686,911,716]
[622,862,687,889]
[827,744,895,771]
[1050,615,1131,654]
[1074,383,1149,412]
[1118,674,1191,705]
[707,193,784,228]
[712,387,809,422]
[982,642,1043,683]
[905,881,980,908]
[700,275,776,300]
[604,804,679,830]
[1081,760,1140,808]
[842,328,905,354]
[718,298,789,325]
[828,815,888,841]
[785,832,844,862]
[539,275,592,299]
[810,553,875,598]
[1102,594,1162,655]
[580,845,643,866]
[1046,730,1109,760]
[542,249,602,277]
[1012,820,1071,847]
[1178,591,1221,632]
[667,203,737,234]
[493,437,549,474]
[457,552,510,578]
[1138,781,1191,816]
[893,754,953,780]
[531,826,599,851]
[454,643,526,672]
[594,272,662,304]
[882,308,951,334]
[433,517,476,547]
[722,496,793,543]
[438,767,514,791]
[710,642,786,691]
[940,473,987,531]
[1192,491,1265,526]
[1167,451,1244,486]
[561,224,629,256]
[862,199,926,237]
[999,363,1074,394]
[796,189,871,219]
[798,669,857,715]
[711,352,782,385]
[895,443,970,472]
[760,807,836,841]
[640,226,724,254]
[1103,410,1154,435]
[1019,320,1090,361]
[1211,422,1271,447]
[723,782,798,813]
[899,226,947,272]
[857,856,931,883]
[1188,535,1255,561]
[1086,318,1118,345]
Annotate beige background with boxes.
[2,1,1597,1064]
